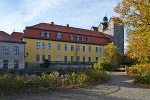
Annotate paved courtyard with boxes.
[1,72,150,100]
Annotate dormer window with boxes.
[76,36,79,41]
[46,32,50,37]
[41,31,44,37]
[87,37,90,42]
[81,36,84,41]
[56,32,62,39]
[70,35,73,40]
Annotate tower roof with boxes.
[103,16,108,22]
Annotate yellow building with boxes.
[12,22,109,67]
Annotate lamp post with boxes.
[25,52,29,58]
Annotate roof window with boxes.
[56,32,62,39]
[41,31,44,37]
[46,32,50,37]
[87,37,90,42]
[70,35,73,40]
[81,36,84,41]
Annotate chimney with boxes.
[23,29,25,33]
[51,22,54,25]
[66,24,69,27]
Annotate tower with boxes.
[92,16,124,53]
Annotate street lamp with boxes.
[25,52,29,58]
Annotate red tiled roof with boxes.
[11,32,23,39]
[0,31,26,43]
[22,23,110,45]
[28,23,108,38]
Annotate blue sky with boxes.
[0,0,127,50]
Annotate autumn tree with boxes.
[102,42,122,66]
[113,0,150,59]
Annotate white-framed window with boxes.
[48,55,51,61]
[36,42,40,49]
[57,43,61,50]
[42,55,45,61]
[71,45,74,51]
[88,57,91,62]
[41,31,44,37]
[77,56,80,62]
[47,43,51,49]
[56,32,62,39]
[71,56,74,62]
[14,60,19,69]
[46,32,50,37]
[64,55,67,62]
[14,46,19,55]
[99,57,102,61]
[64,44,67,51]
[81,36,84,41]
[99,47,101,53]
[3,46,8,54]
[42,42,46,49]
[77,45,80,51]
[95,47,98,52]
[57,55,61,61]
[95,57,98,61]
[76,36,79,41]
[36,54,40,61]
[83,56,85,62]
[70,35,73,40]
[88,46,91,52]
[82,46,85,52]
[87,37,90,42]
[102,47,105,52]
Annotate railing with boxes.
[50,61,96,65]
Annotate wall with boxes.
[0,42,25,69]
[23,38,105,65]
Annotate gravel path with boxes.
[1,72,150,100]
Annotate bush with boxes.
[94,60,112,71]
[40,59,50,68]
[127,62,150,85]
[134,74,150,85]
[127,63,150,76]
[0,68,109,95]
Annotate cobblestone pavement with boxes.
[1,72,150,100]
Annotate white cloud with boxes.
[0,0,123,34]
[20,0,69,22]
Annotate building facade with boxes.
[0,31,26,69]
[12,16,124,68]
[12,22,110,67]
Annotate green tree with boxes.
[113,0,150,59]
[102,42,122,66]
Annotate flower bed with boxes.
[0,68,108,95]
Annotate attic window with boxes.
[41,31,44,37]
[76,36,79,41]
[81,36,84,41]
[46,32,50,37]
[87,37,90,42]
[70,35,73,40]
[56,32,62,39]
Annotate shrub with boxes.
[94,60,112,71]
[40,59,50,68]
[133,74,150,85]
[127,63,150,76]
[0,68,109,95]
